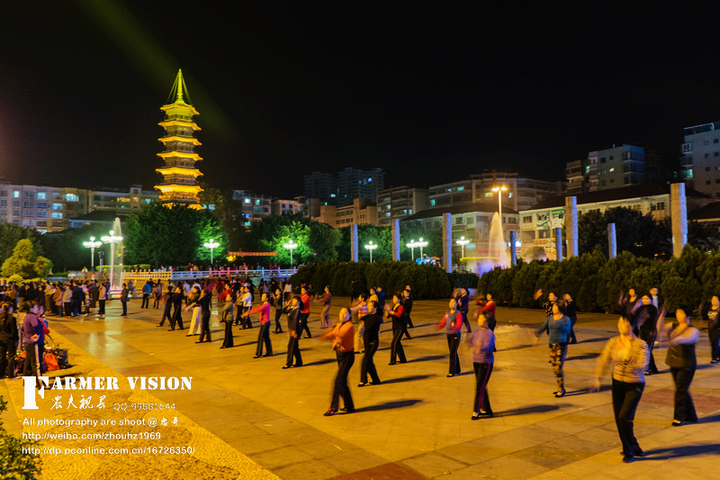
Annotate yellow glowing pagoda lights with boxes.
[154,69,204,210]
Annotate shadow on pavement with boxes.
[357,399,423,412]
[302,358,336,367]
[380,374,434,384]
[644,443,720,460]
[566,353,600,361]
[578,337,612,344]
[495,404,560,417]
[405,333,443,340]
[409,355,446,363]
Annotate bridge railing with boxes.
[121,268,297,283]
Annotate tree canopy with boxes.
[1,239,53,279]
[124,203,227,265]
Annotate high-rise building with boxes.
[232,190,272,226]
[154,70,203,209]
[429,172,562,213]
[0,184,89,233]
[681,121,720,198]
[566,145,664,194]
[336,167,384,207]
[303,172,337,206]
[304,168,384,207]
[377,186,429,226]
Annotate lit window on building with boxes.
[65,194,79,202]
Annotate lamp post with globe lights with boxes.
[365,240,378,263]
[492,185,508,216]
[83,236,102,270]
[456,236,470,259]
[203,239,220,264]
[406,239,419,261]
[418,237,428,257]
[283,239,298,265]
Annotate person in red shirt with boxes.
[476,293,496,316]
[300,287,312,338]
[245,293,273,358]
[321,307,355,416]
[385,293,407,365]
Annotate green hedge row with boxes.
[290,260,472,299]
[477,245,716,314]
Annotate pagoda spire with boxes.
[154,70,203,209]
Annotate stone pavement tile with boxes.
[295,438,358,458]
[434,440,506,466]
[272,459,343,480]
[449,454,550,480]
[507,434,609,471]
[248,445,316,470]
[400,452,468,478]
[572,426,621,449]
[322,447,388,475]
[333,462,428,480]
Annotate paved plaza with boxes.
[2,295,719,479]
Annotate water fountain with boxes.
[469,212,509,275]
[101,217,124,297]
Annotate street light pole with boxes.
[203,239,220,264]
[83,236,102,269]
[456,236,470,259]
[492,185,508,217]
[418,237,428,257]
[365,240,378,263]
[283,239,298,265]
[406,239,418,261]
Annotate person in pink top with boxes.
[438,298,463,377]
[244,293,273,358]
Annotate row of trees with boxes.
[290,260,460,300]
[477,245,716,314]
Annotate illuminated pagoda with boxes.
[155,69,204,209]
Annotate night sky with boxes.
[2,2,720,198]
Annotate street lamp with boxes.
[406,239,419,261]
[101,230,123,290]
[203,239,220,264]
[283,239,298,265]
[83,236,102,269]
[418,237,428,257]
[491,185,508,215]
[456,236,470,258]
[365,241,378,263]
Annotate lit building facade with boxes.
[429,172,562,213]
[565,145,664,194]
[377,186,429,227]
[681,121,720,198]
[0,184,88,233]
[304,168,384,207]
[315,198,377,228]
[155,70,203,209]
[518,184,710,257]
[232,190,272,226]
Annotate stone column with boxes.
[351,223,359,262]
[443,213,452,273]
[510,230,517,265]
[608,223,617,259]
[392,219,400,261]
[671,183,687,258]
[554,227,563,261]
[565,196,578,258]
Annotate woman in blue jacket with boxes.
[535,300,571,397]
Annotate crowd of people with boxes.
[2,276,718,465]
